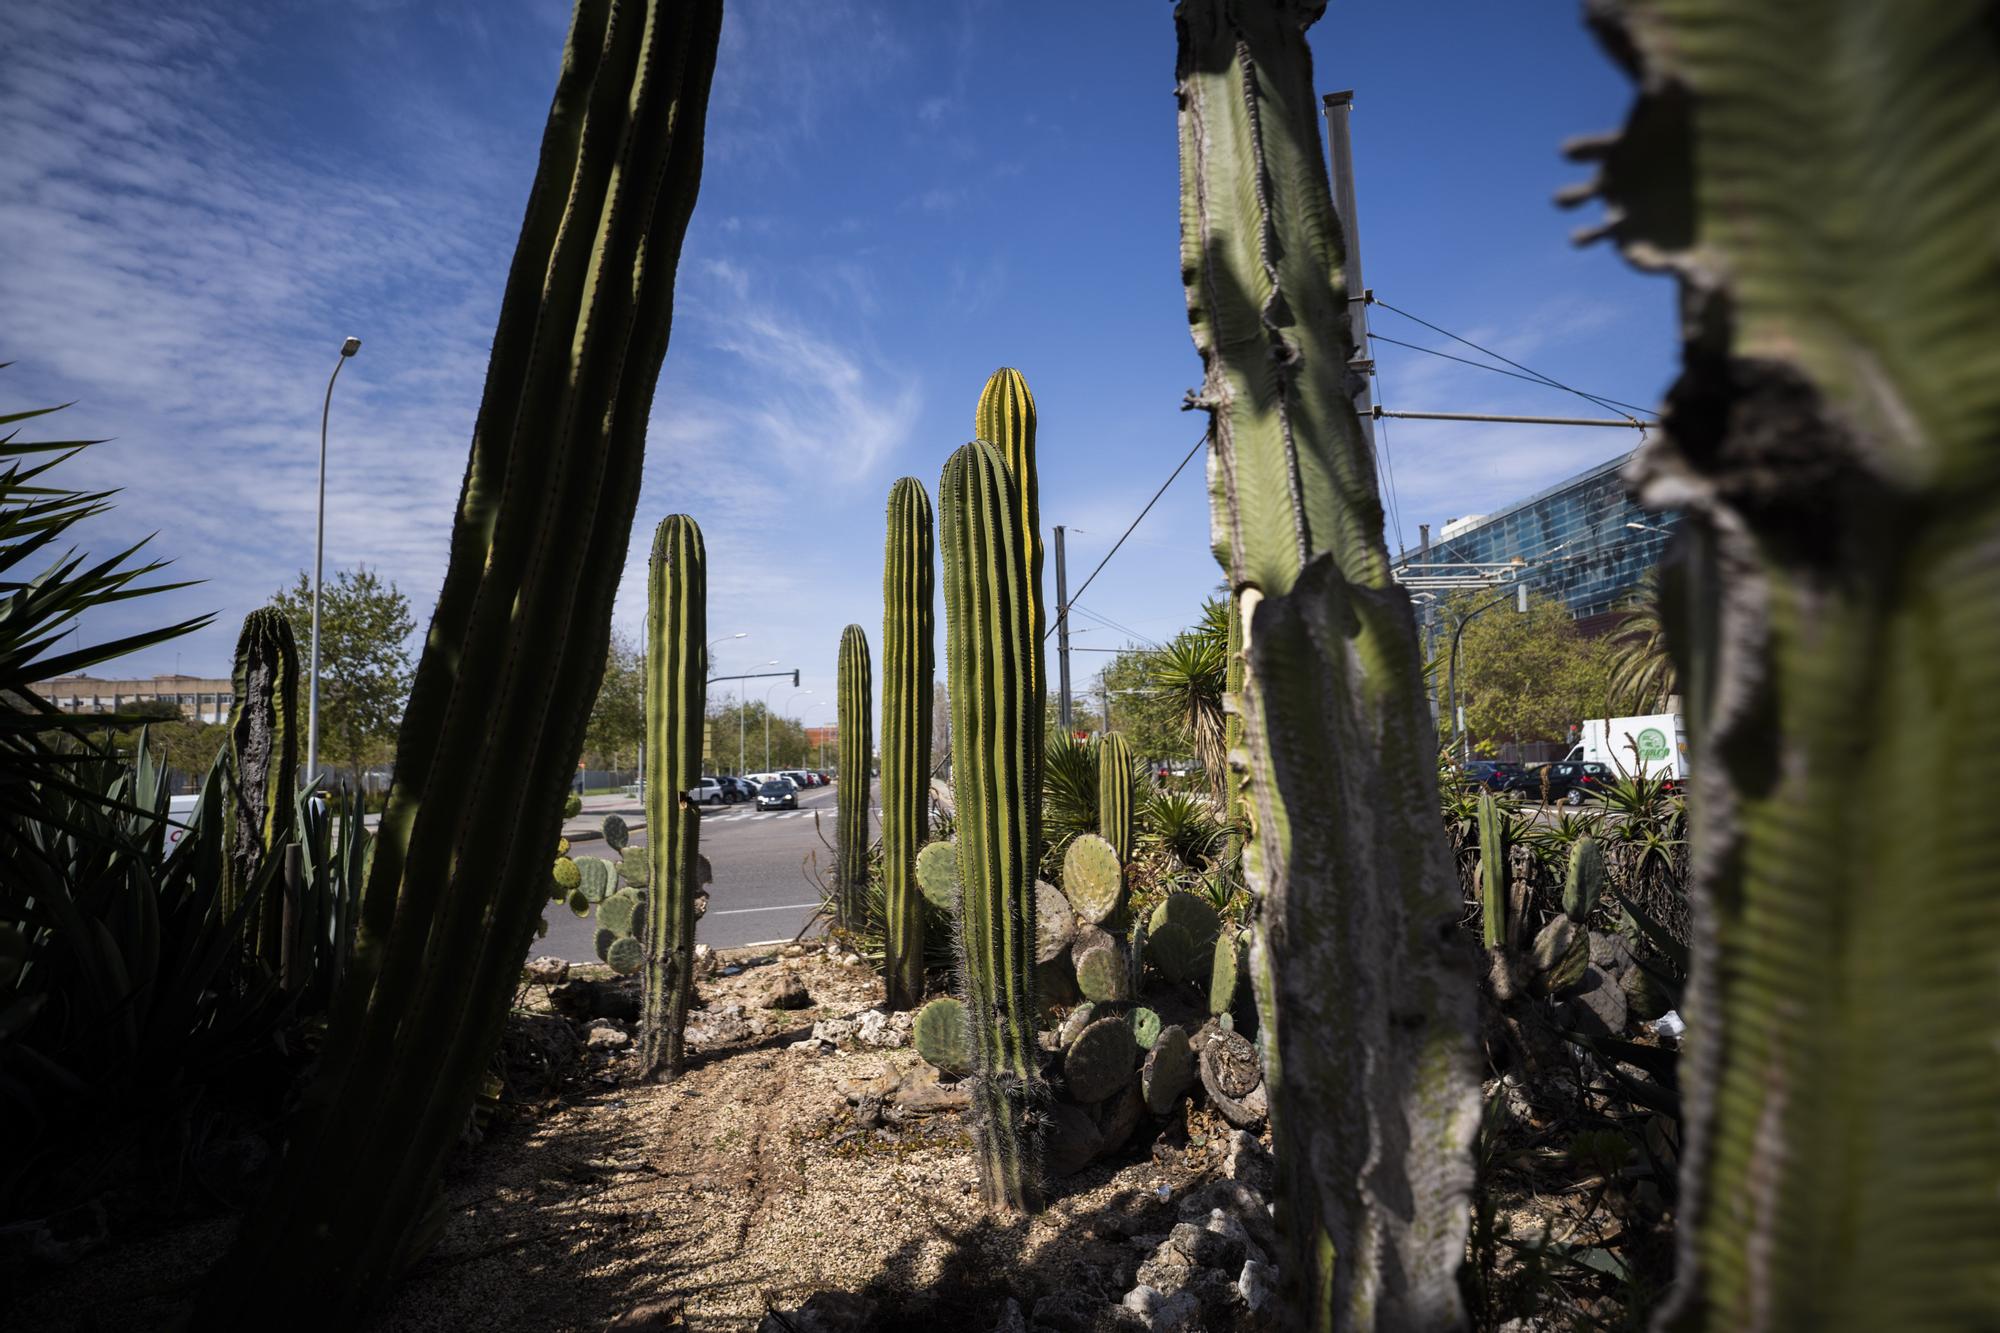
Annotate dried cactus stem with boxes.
[939,439,1044,1212]
[223,607,301,968]
[881,478,935,1009]
[638,515,706,1079]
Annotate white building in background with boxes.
[34,673,233,724]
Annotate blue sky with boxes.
[3,1,1672,741]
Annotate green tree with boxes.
[269,567,415,769]
[1445,589,1611,752]
[580,631,645,768]
[705,698,813,773]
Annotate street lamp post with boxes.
[1447,584,1527,764]
[306,336,361,788]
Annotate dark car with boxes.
[1460,760,1531,794]
[718,775,756,803]
[756,779,799,811]
[1539,761,1615,806]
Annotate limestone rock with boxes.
[1120,1285,1200,1333]
[754,970,812,1010]
[855,1008,914,1048]
[1237,1259,1278,1316]
[585,1023,631,1051]
[523,955,570,986]
[692,943,719,980]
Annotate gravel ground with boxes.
[12,949,1240,1333]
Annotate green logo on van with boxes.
[1636,727,1669,762]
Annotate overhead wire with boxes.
[1370,295,1651,424]
[1046,427,1210,642]
[1366,331,1656,419]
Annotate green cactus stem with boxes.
[974,368,1044,763]
[1074,943,1131,1004]
[1565,2,2000,1325]
[638,514,706,1081]
[1210,926,1245,1017]
[1061,832,1124,924]
[223,608,301,967]
[1097,732,1135,863]
[881,477,935,1009]
[939,438,1045,1212]
[1477,794,1507,951]
[836,624,873,931]
[576,856,615,904]
[1563,835,1604,924]
[1176,1,1480,1323]
[199,6,725,1320]
[1126,1006,1163,1051]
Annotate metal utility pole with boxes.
[1321,92,1375,455]
[1053,525,1073,730]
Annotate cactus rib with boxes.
[881,478,935,1009]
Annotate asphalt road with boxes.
[539,784,879,961]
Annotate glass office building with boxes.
[1401,449,1678,618]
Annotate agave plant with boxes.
[1140,787,1229,872]
[1041,729,1098,872]
[0,386,211,825]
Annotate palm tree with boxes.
[1606,569,1676,713]
[1148,598,1228,801]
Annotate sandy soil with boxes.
[13,948,1240,1333]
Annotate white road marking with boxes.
[709,901,823,916]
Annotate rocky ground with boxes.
[12,946,1281,1333]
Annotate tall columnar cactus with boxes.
[1097,732,1135,864]
[880,477,935,1010]
[1476,794,1506,952]
[1568,3,2000,1327]
[939,439,1044,1212]
[835,624,873,931]
[222,607,300,964]
[1176,2,1480,1325]
[974,368,1045,811]
[638,514,705,1079]
[199,3,723,1322]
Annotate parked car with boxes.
[817,771,833,785]
[1538,760,1615,806]
[686,777,727,806]
[782,769,814,789]
[756,778,799,810]
[718,775,756,803]
[1460,760,1532,794]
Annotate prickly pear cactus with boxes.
[1061,832,1124,925]
[552,856,582,894]
[602,813,629,853]
[564,794,583,820]
[1143,1025,1196,1116]
[1210,926,1245,1017]
[915,839,959,912]
[1176,0,1480,1322]
[619,846,649,888]
[1074,943,1131,1004]
[1126,1006,1162,1051]
[1146,893,1221,985]
[913,996,971,1076]
[576,856,615,904]
[1064,1015,1138,1105]
[605,935,644,976]
[1035,880,1076,964]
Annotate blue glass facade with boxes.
[1400,450,1678,618]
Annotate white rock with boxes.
[524,955,570,986]
[585,1024,630,1050]
[1121,1285,1199,1333]
[1238,1258,1277,1313]
[840,952,862,967]
[692,943,719,980]
[854,1008,914,1049]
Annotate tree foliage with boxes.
[706,698,816,773]
[1605,568,1676,714]
[579,631,645,767]
[1447,589,1612,751]
[269,567,414,769]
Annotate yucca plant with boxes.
[1040,728,1098,876]
[1605,569,1676,714]
[1566,0,2000,1326]
[1140,788,1228,872]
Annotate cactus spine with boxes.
[1570,3,2000,1325]
[1097,732,1135,864]
[835,624,873,931]
[223,607,300,965]
[1476,794,1507,951]
[939,439,1044,1212]
[1176,1,1479,1323]
[200,4,724,1321]
[881,478,935,1009]
[638,514,705,1079]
